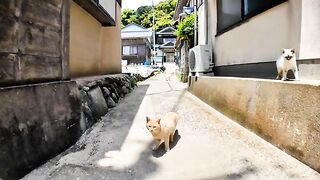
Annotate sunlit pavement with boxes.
[24,63,320,180]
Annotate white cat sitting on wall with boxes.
[276,48,299,81]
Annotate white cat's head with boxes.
[146,116,161,136]
[282,48,295,61]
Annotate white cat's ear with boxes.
[146,116,150,123]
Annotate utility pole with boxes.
[152,0,156,65]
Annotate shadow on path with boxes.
[24,84,161,180]
[152,130,181,158]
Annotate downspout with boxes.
[195,0,209,45]
[194,0,198,46]
[204,0,214,69]
[204,0,209,45]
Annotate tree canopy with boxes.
[121,0,177,31]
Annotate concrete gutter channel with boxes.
[188,76,320,173]
[0,73,146,179]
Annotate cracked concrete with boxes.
[24,63,320,180]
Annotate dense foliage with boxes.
[121,9,137,28]
[175,14,195,41]
[121,0,177,31]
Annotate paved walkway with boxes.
[24,64,320,180]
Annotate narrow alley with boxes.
[23,64,320,180]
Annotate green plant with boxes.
[121,0,177,31]
[175,14,195,42]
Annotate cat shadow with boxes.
[151,129,181,158]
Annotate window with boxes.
[243,0,286,17]
[217,0,242,33]
[163,38,176,44]
[131,46,138,55]
[217,0,287,34]
[123,46,138,55]
[123,46,130,55]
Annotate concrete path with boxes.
[24,63,320,180]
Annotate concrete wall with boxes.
[0,0,70,86]
[188,76,320,172]
[70,1,101,77]
[0,1,85,179]
[101,4,122,74]
[0,81,81,179]
[70,1,121,77]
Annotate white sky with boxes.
[122,0,164,10]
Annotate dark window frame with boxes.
[216,0,288,36]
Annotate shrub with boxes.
[175,14,195,42]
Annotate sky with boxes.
[122,0,164,10]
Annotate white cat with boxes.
[276,48,299,81]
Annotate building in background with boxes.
[155,26,177,63]
[121,23,153,65]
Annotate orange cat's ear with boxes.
[146,116,150,123]
[156,118,161,124]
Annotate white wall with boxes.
[202,0,303,66]
[99,0,116,20]
[299,0,320,59]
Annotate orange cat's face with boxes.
[146,117,161,136]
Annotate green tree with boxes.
[156,0,176,15]
[121,0,177,31]
[154,0,177,30]
[136,6,153,28]
[121,9,137,27]
[175,14,195,43]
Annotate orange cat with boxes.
[146,112,179,152]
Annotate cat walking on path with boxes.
[146,112,179,152]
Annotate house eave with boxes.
[74,0,116,26]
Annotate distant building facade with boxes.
[121,23,153,64]
[155,27,177,63]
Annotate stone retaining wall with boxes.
[76,74,144,134]
[0,74,145,179]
